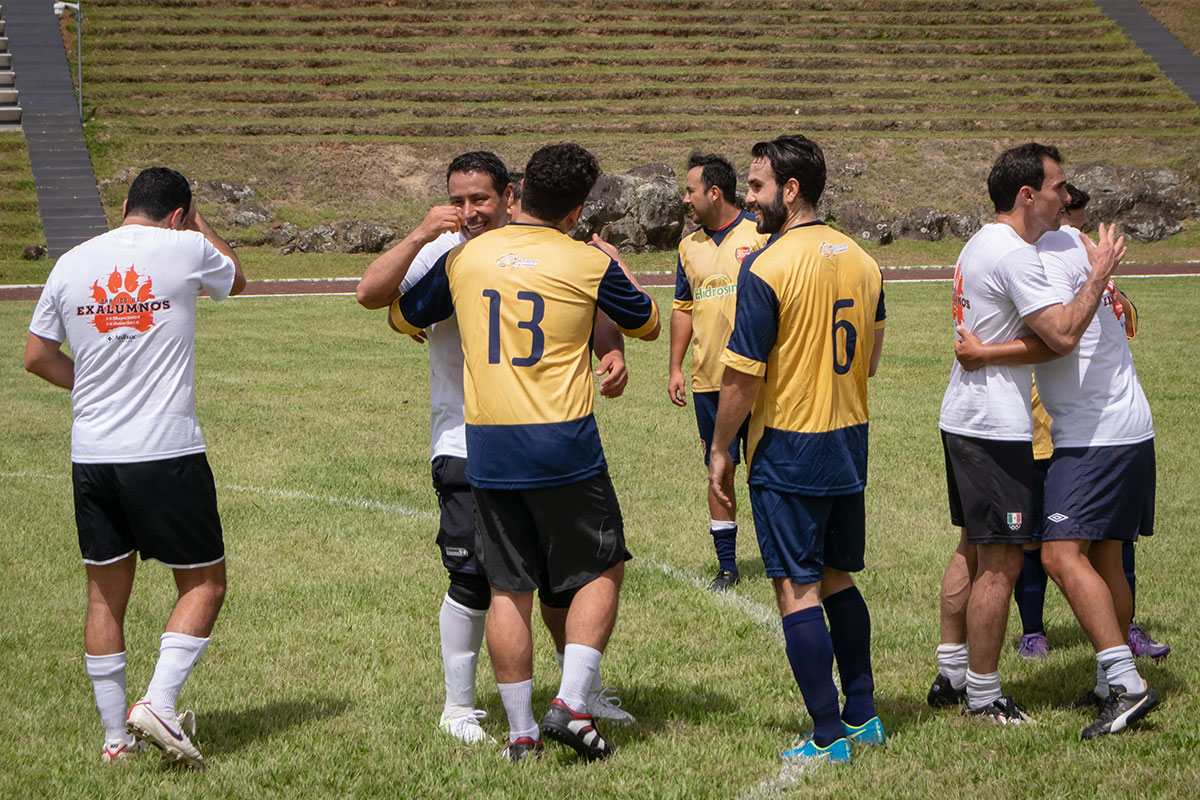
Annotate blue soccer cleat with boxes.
[843,716,886,747]
[781,736,852,765]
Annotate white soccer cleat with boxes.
[101,737,148,763]
[126,700,204,768]
[439,709,495,744]
[587,686,636,725]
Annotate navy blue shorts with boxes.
[73,453,224,568]
[694,391,749,466]
[749,486,865,584]
[1041,440,1155,542]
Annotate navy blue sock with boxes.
[781,606,842,747]
[823,586,877,726]
[711,526,738,572]
[1014,548,1047,635]
[1123,541,1136,621]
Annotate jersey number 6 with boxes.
[482,289,545,367]
[832,298,858,375]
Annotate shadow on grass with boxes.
[198,695,353,754]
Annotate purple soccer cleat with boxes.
[1128,624,1170,661]
[1018,632,1049,660]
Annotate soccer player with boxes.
[708,135,886,765]
[24,167,245,767]
[390,144,659,762]
[930,143,1123,725]
[1008,185,1170,663]
[669,153,770,591]
[357,152,635,745]
[953,182,1160,739]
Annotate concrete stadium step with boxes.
[0,70,13,86]
[0,37,8,53]
[0,54,10,69]
[0,87,15,103]
[0,106,20,123]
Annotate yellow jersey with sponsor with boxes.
[721,221,885,495]
[390,223,659,489]
[674,212,770,391]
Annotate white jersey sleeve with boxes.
[29,271,67,343]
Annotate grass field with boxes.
[1,279,1198,798]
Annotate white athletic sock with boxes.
[936,643,968,690]
[1098,645,1145,693]
[557,643,602,713]
[555,649,603,696]
[497,679,538,742]
[439,595,487,717]
[710,519,737,532]
[1093,660,1109,697]
[145,632,210,720]
[86,651,131,743]
[965,669,1002,711]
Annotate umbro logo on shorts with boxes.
[1047,513,1069,523]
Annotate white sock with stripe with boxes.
[145,632,210,721]
[86,651,132,743]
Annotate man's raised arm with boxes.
[357,205,465,309]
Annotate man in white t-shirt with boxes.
[955,211,1159,738]
[25,167,245,767]
[928,143,1123,725]
[356,152,633,752]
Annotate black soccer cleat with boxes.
[707,568,740,592]
[541,698,613,761]
[1080,685,1160,740]
[927,674,966,708]
[499,736,543,762]
[965,694,1034,726]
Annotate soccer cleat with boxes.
[1128,625,1171,661]
[101,738,148,763]
[965,695,1035,726]
[1018,632,1049,660]
[707,568,740,592]
[927,674,966,708]
[177,710,196,739]
[781,736,852,765]
[587,686,636,725]
[126,700,204,768]
[439,709,496,744]
[1080,684,1160,740]
[1060,690,1104,711]
[541,698,613,761]
[499,736,543,762]
[842,716,886,747]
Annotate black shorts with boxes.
[472,470,632,595]
[694,391,749,466]
[432,455,482,576]
[73,453,224,568]
[1041,440,1155,542]
[942,431,1034,545]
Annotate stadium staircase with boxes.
[4,0,107,258]
[1094,0,1200,108]
[0,5,22,130]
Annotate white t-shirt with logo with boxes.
[939,223,1062,441]
[400,230,467,460]
[1033,226,1153,447]
[28,225,236,464]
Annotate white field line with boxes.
[645,557,782,642]
[0,470,433,519]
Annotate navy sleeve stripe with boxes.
[875,281,886,322]
[397,251,455,328]
[674,257,692,302]
[725,256,779,363]
[597,260,654,331]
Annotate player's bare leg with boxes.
[962,543,1027,719]
[86,555,141,758]
[1042,540,1123,651]
[166,561,226,637]
[929,529,975,707]
[487,590,541,751]
[707,476,740,591]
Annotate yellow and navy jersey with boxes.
[674,212,770,391]
[721,221,885,495]
[390,223,659,490]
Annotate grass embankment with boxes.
[0,133,44,264]
[3,0,1198,281]
[1141,0,1200,56]
[1,280,1197,798]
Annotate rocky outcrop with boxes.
[1067,163,1197,242]
[572,164,684,252]
[278,221,398,255]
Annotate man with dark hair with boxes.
[930,142,1124,726]
[358,151,635,746]
[669,152,769,591]
[387,143,658,761]
[709,134,886,765]
[25,166,245,767]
